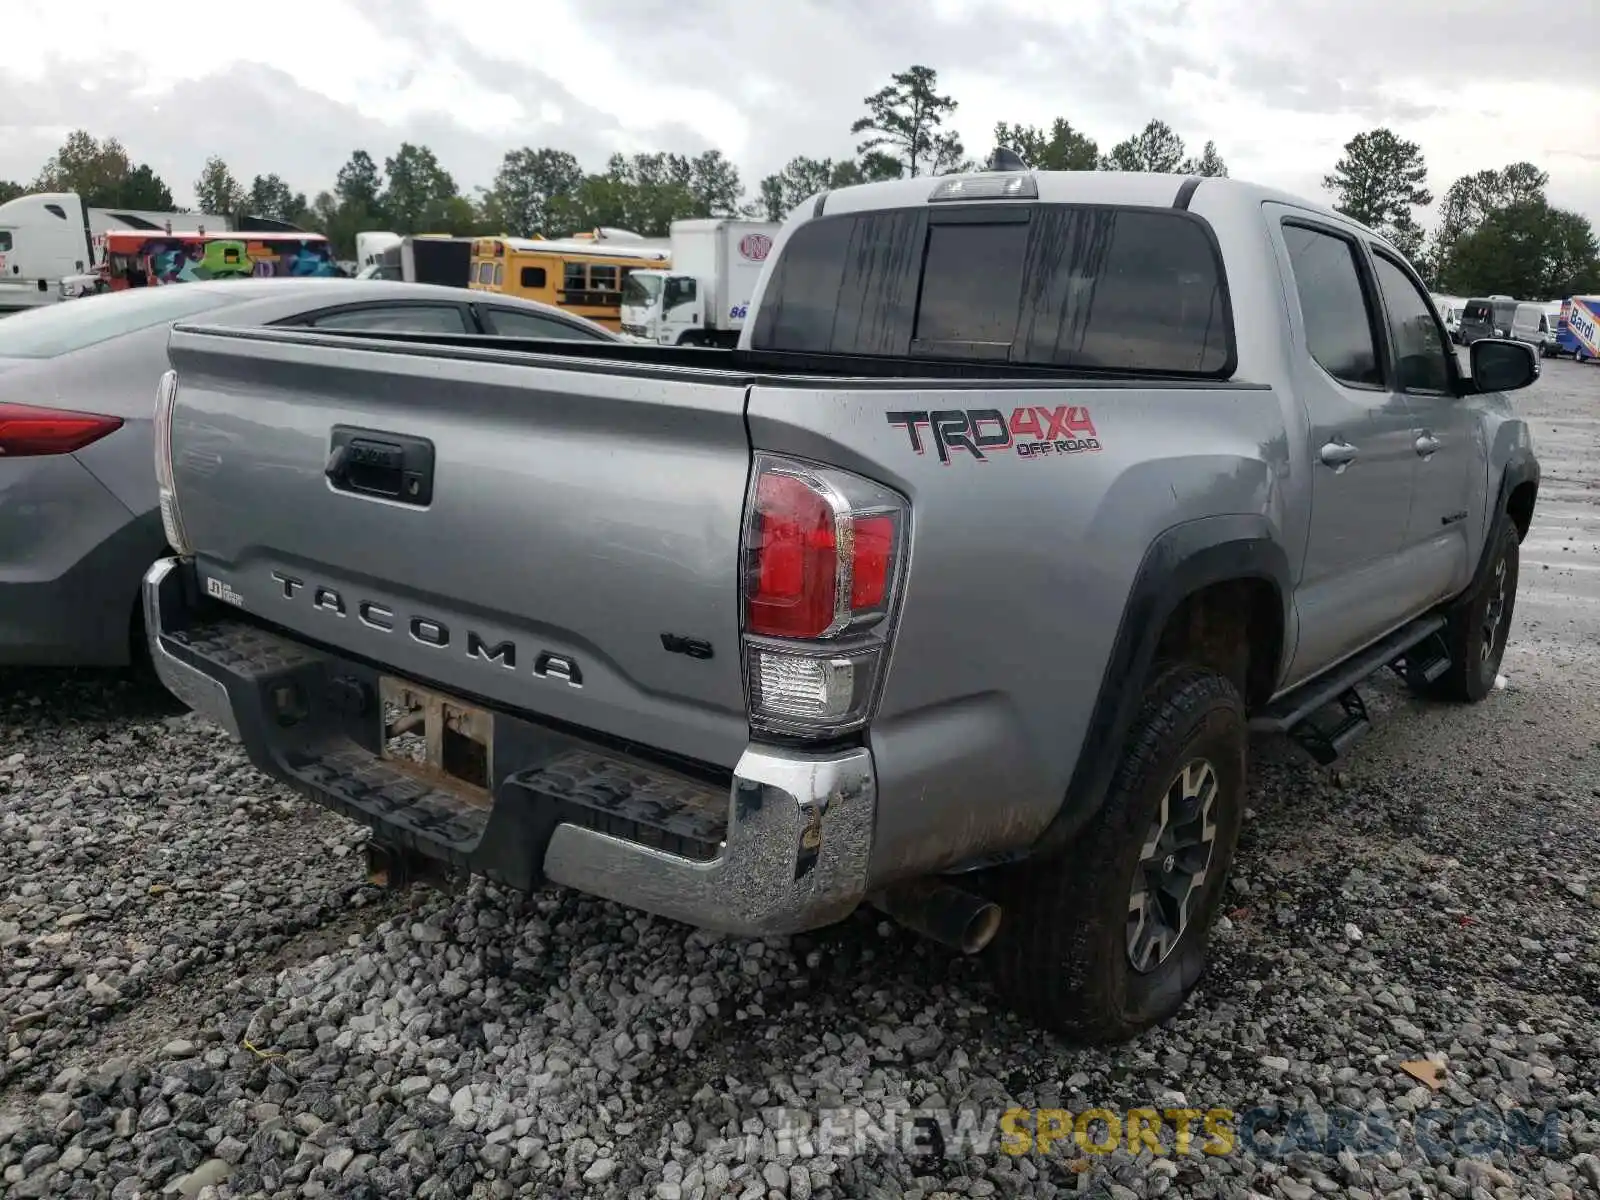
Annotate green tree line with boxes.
[3,65,1593,297]
[1322,128,1597,297]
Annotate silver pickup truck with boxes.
[142,170,1541,1042]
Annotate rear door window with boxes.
[1280,223,1383,388]
[480,308,611,340]
[751,203,1233,375]
[307,305,469,333]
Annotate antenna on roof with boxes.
[988,146,1029,172]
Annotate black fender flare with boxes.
[1447,449,1539,608]
[1495,449,1539,540]
[1028,514,1293,858]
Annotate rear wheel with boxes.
[985,666,1246,1042]
[1427,519,1519,702]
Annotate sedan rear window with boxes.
[0,287,245,359]
[752,203,1234,376]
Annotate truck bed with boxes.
[192,323,1255,386]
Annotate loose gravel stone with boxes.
[0,362,1597,1199]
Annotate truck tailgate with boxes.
[164,326,753,768]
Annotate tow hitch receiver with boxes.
[379,676,493,805]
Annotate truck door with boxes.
[1269,210,1425,683]
[1366,246,1477,605]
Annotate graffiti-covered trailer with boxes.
[98,230,342,290]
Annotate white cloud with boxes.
[0,0,1595,229]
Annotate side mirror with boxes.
[1468,338,1539,394]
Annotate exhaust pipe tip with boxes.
[871,878,1003,956]
[958,899,1003,955]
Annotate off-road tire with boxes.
[985,665,1246,1043]
[1427,518,1519,703]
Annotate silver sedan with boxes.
[0,278,617,666]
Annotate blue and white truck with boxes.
[1556,296,1599,361]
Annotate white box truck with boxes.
[619,218,778,348]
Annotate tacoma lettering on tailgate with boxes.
[269,571,584,687]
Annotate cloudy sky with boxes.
[5,0,1597,227]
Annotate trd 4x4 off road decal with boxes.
[885,406,1102,464]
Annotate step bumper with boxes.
[142,556,876,936]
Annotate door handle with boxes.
[1319,440,1359,469]
[1414,433,1441,458]
[326,426,435,506]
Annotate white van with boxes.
[1431,294,1466,344]
[1509,301,1552,356]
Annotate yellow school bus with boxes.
[469,235,671,331]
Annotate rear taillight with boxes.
[741,455,908,737]
[153,369,192,554]
[0,403,122,457]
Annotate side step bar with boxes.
[1250,615,1449,764]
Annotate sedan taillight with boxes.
[0,403,122,457]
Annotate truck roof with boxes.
[813,170,1353,228]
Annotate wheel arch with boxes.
[1501,451,1539,543]
[1028,515,1292,858]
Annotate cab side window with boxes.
[1370,252,1452,393]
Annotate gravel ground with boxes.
[2,360,1599,1200]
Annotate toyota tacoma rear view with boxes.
[141,169,1541,1041]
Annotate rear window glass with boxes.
[0,287,243,359]
[1463,302,1491,321]
[916,221,1029,353]
[752,204,1233,375]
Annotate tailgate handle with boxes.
[326,426,435,506]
